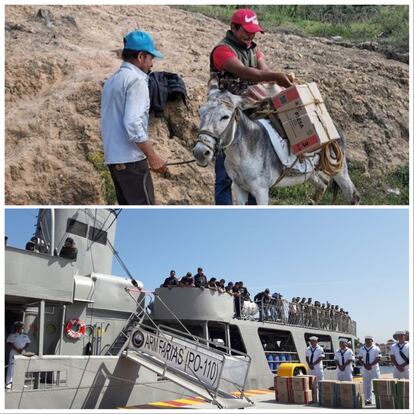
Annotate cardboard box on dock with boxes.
[337,381,363,400]
[337,382,364,410]
[376,395,397,409]
[340,394,364,409]
[275,376,292,393]
[373,378,397,396]
[395,379,409,398]
[292,375,312,391]
[319,393,336,408]
[293,390,313,404]
[272,82,340,156]
[394,379,410,409]
[276,388,293,403]
[274,376,293,402]
[318,380,337,394]
[403,397,409,409]
[318,380,338,408]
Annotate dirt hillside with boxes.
[5,5,409,205]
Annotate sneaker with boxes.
[5,383,12,390]
[365,400,372,405]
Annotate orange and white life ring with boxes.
[64,319,86,340]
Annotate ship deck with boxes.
[120,374,393,410]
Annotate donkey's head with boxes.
[193,80,244,167]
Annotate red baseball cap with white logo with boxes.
[231,9,264,33]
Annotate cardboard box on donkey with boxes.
[273,82,340,156]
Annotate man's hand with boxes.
[396,365,404,372]
[364,364,372,370]
[137,141,168,174]
[287,72,296,83]
[274,72,294,88]
[309,364,314,370]
[148,154,168,174]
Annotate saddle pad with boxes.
[258,119,320,175]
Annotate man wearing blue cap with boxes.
[101,31,167,205]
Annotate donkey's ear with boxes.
[207,76,219,96]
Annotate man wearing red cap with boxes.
[210,9,294,205]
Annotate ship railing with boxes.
[253,299,356,335]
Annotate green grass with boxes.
[87,151,117,204]
[269,164,409,205]
[176,5,409,53]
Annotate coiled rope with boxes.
[318,140,344,177]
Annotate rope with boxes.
[165,159,196,166]
[319,141,344,176]
[273,157,300,186]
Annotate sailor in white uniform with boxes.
[357,335,381,405]
[390,330,409,379]
[335,338,354,381]
[6,321,31,389]
[305,336,325,389]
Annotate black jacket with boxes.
[148,71,187,117]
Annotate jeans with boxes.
[214,154,256,205]
[108,159,154,205]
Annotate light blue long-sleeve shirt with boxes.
[100,62,150,164]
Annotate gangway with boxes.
[123,324,253,409]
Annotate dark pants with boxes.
[109,160,155,205]
[214,153,257,205]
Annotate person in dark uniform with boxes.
[179,272,194,287]
[232,282,242,318]
[162,270,179,289]
[225,281,234,295]
[254,288,271,321]
[59,237,78,260]
[194,267,208,289]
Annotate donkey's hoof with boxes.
[351,192,361,205]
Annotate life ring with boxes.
[65,319,86,340]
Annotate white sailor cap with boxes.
[364,335,374,340]
[339,338,348,343]
[309,336,318,341]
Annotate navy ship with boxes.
[5,209,357,409]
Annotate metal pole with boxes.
[59,305,66,355]
[225,323,231,355]
[38,300,45,357]
[50,209,55,256]
[203,321,209,347]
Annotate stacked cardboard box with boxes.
[274,375,317,404]
[272,82,340,156]
[291,375,315,404]
[394,379,409,409]
[337,381,364,408]
[373,379,397,409]
[318,380,338,408]
[274,376,293,403]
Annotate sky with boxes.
[5,207,411,343]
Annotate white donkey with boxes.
[193,85,360,205]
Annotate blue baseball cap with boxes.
[123,31,163,59]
